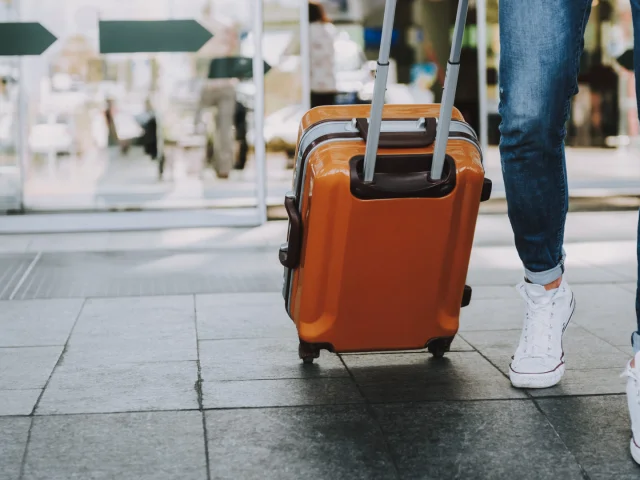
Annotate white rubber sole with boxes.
[509,363,565,389]
[631,438,640,465]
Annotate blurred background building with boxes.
[0,0,637,224]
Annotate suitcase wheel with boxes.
[427,337,454,359]
[298,340,320,364]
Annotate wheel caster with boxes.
[427,337,454,358]
[428,346,446,358]
[298,340,320,364]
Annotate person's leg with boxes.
[499,0,591,388]
[213,85,236,179]
[623,0,640,465]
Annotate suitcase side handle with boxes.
[355,118,437,149]
[279,193,302,269]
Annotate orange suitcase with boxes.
[279,0,491,362]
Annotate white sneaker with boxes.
[509,279,575,389]
[622,351,640,465]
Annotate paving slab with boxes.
[0,389,41,416]
[11,251,281,300]
[62,296,197,365]
[0,235,31,253]
[0,299,82,347]
[205,406,397,480]
[196,293,295,340]
[0,346,62,390]
[570,284,636,347]
[199,338,348,381]
[26,233,111,253]
[618,345,635,357]
[527,368,627,397]
[23,412,207,480]
[203,378,363,409]
[468,285,518,300]
[467,246,625,287]
[460,297,524,331]
[373,400,585,480]
[461,324,630,377]
[567,240,636,281]
[618,282,636,295]
[36,361,199,415]
[0,417,31,480]
[342,351,526,403]
[103,228,236,252]
[537,396,640,479]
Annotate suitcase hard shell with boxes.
[279,0,489,362]
[279,104,489,360]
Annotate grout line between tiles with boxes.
[193,294,212,480]
[529,397,592,480]
[18,297,86,479]
[0,393,626,420]
[337,354,401,480]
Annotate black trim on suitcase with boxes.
[279,193,302,269]
[462,285,472,307]
[481,178,492,202]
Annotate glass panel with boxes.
[0,0,22,212]
[19,0,261,212]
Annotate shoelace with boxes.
[517,283,564,358]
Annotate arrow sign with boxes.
[0,23,57,56]
[99,20,213,54]
[208,57,272,80]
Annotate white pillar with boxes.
[17,0,27,210]
[253,0,267,224]
[300,0,311,111]
[476,0,488,153]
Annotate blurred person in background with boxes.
[309,1,338,108]
[197,75,237,179]
[104,98,118,148]
[233,99,248,170]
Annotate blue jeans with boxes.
[498,0,640,351]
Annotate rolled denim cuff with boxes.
[524,249,566,286]
[632,332,640,354]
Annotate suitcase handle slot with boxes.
[355,118,437,149]
[280,193,302,269]
[350,155,456,200]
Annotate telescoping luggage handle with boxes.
[362,0,470,183]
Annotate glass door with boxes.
[16,0,267,222]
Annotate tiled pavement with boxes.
[1,213,640,479]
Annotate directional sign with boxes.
[208,57,272,80]
[99,20,213,54]
[0,23,57,56]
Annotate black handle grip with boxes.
[349,154,456,200]
[279,194,302,269]
[355,118,437,149]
